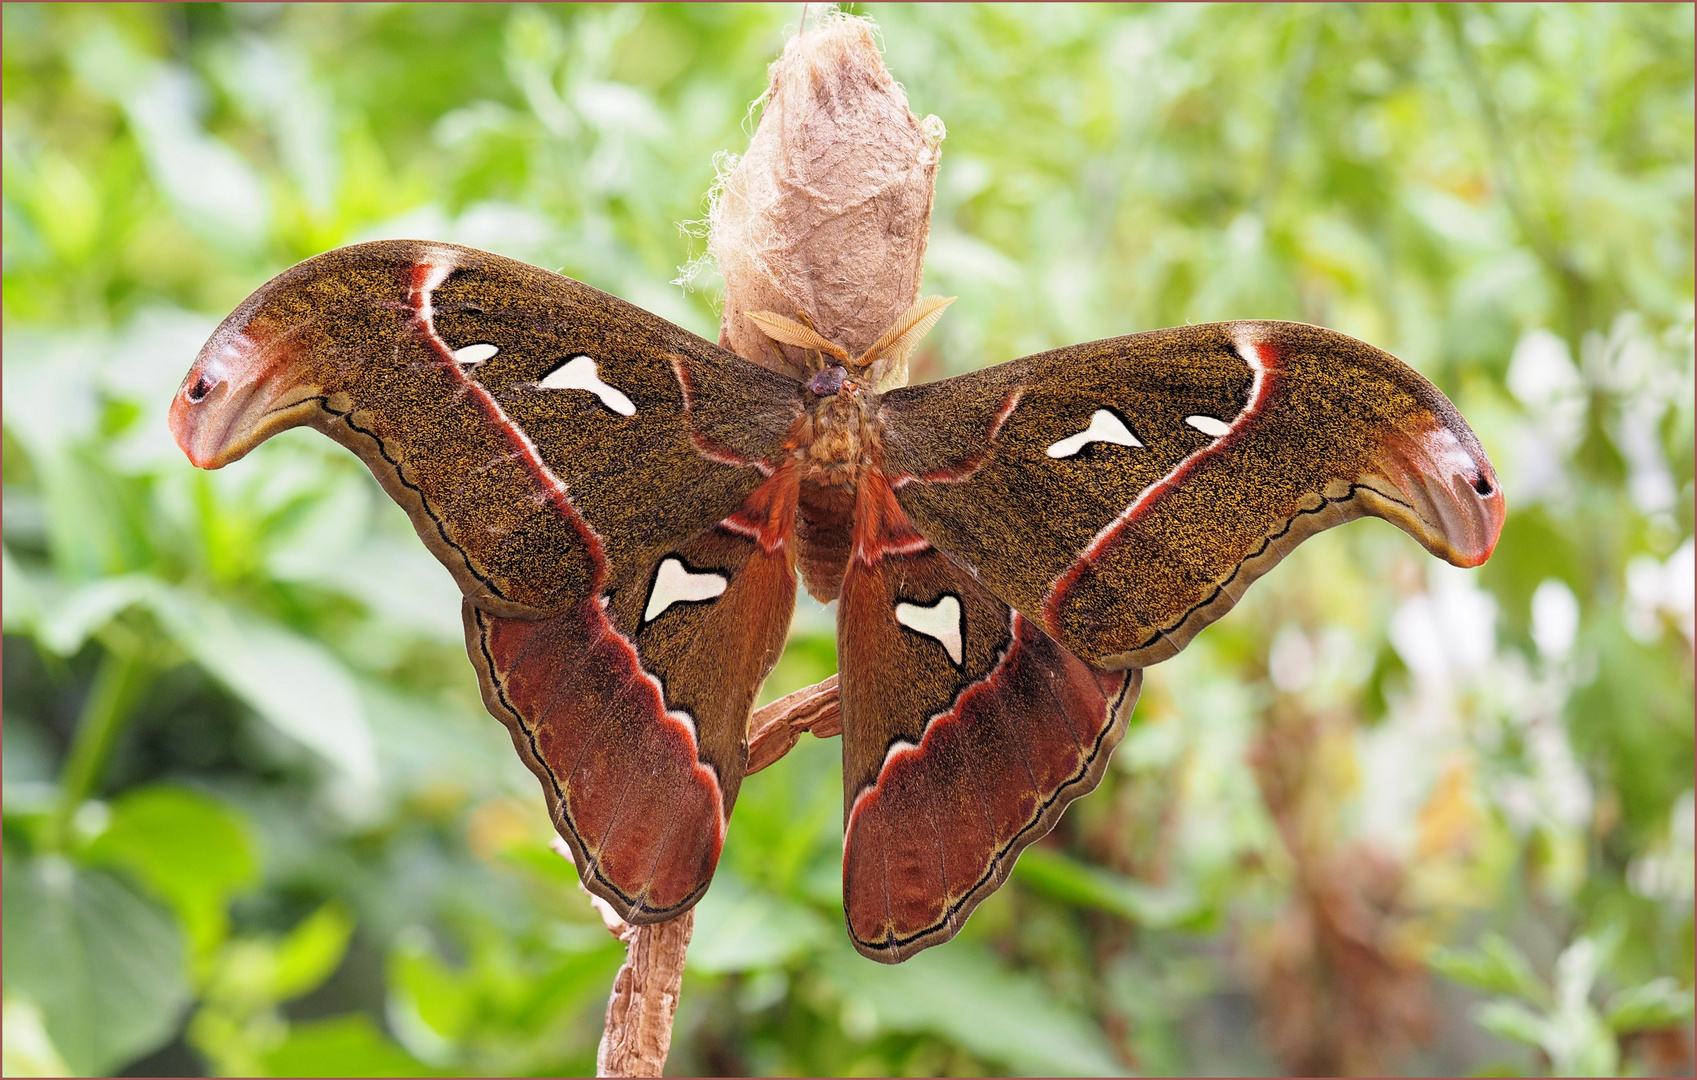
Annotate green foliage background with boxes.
[3,3,1692,1076]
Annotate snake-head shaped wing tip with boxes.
[171,317,304,469]
[1232,320,1505,570]
[1375,420,1505,568]
[171,240,472,470]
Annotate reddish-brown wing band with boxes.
[880,320,1505,669]
[170,240,805,923]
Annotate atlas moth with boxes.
[171,240,1503,962]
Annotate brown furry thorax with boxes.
[749,296,955,488]
[795,372,883,487]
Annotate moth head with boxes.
[745,309,848,379]
[806,364,850,396]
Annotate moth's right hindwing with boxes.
[834,473,1138,962]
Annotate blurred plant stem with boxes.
[47,637,153,850]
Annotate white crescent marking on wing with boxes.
[1185,414,1232,437]
[1046,409,1143,458]
[452,343,499,366]
[644,557,729,623]
[539,355,637,416]
[895,594,964,664]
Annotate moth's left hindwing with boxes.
[879,321,1505,669]
[836,475,1139,962]
[468,516,797,920]
[172,241,805,922]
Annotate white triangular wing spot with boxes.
[539,355,637,416]
[1185,414,1232,438]
[894,594,963,665]
[644,557,728,623]
[1046,409,1143,459]
[452,343,499,366]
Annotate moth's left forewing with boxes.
[881,321,1504,669]
[436,260,809,920]
[427,254,801,565]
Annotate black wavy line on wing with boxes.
[1126,480,1414,657]
[311,396,511,604]
[314,400,704,919]
[851,669,1137,956]
[469,606,707,920]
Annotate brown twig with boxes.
[554,680,839,1075]
[551,837,694,1077]
[747,674,841,774]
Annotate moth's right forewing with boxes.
[879,321,1504,669]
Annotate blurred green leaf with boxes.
[13,571,381,785]
[1014,845,1205,929]
[1,854,188,1075]
[33,573,160,656]
[203,902,355,1011]
[1567,623,1697,842]
[1474,999,1548,1048]
[85,784,258,960]
[821,939,1127,1076]
[380,916,622,1076]
[1480,506,1587,641]
[70,27,270,251]
[688,868,829,974]
[1428,932,1551,1007]
[262,1015,441,1078]
[387,928,474,1057]
[1604,977,1695,1033]
[1,995,72,1079]
[1467,933,1626,1077]
[270,903,357,1002]
[1,545,42,635]
[145,585,378,786]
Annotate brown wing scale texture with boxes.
[171,241,805,923]
[836,475,1139,961]
[172,243,1504,959]
[880,320,1504,669]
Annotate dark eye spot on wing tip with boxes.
[187,375,213,402]
[1473,475,1494,497]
